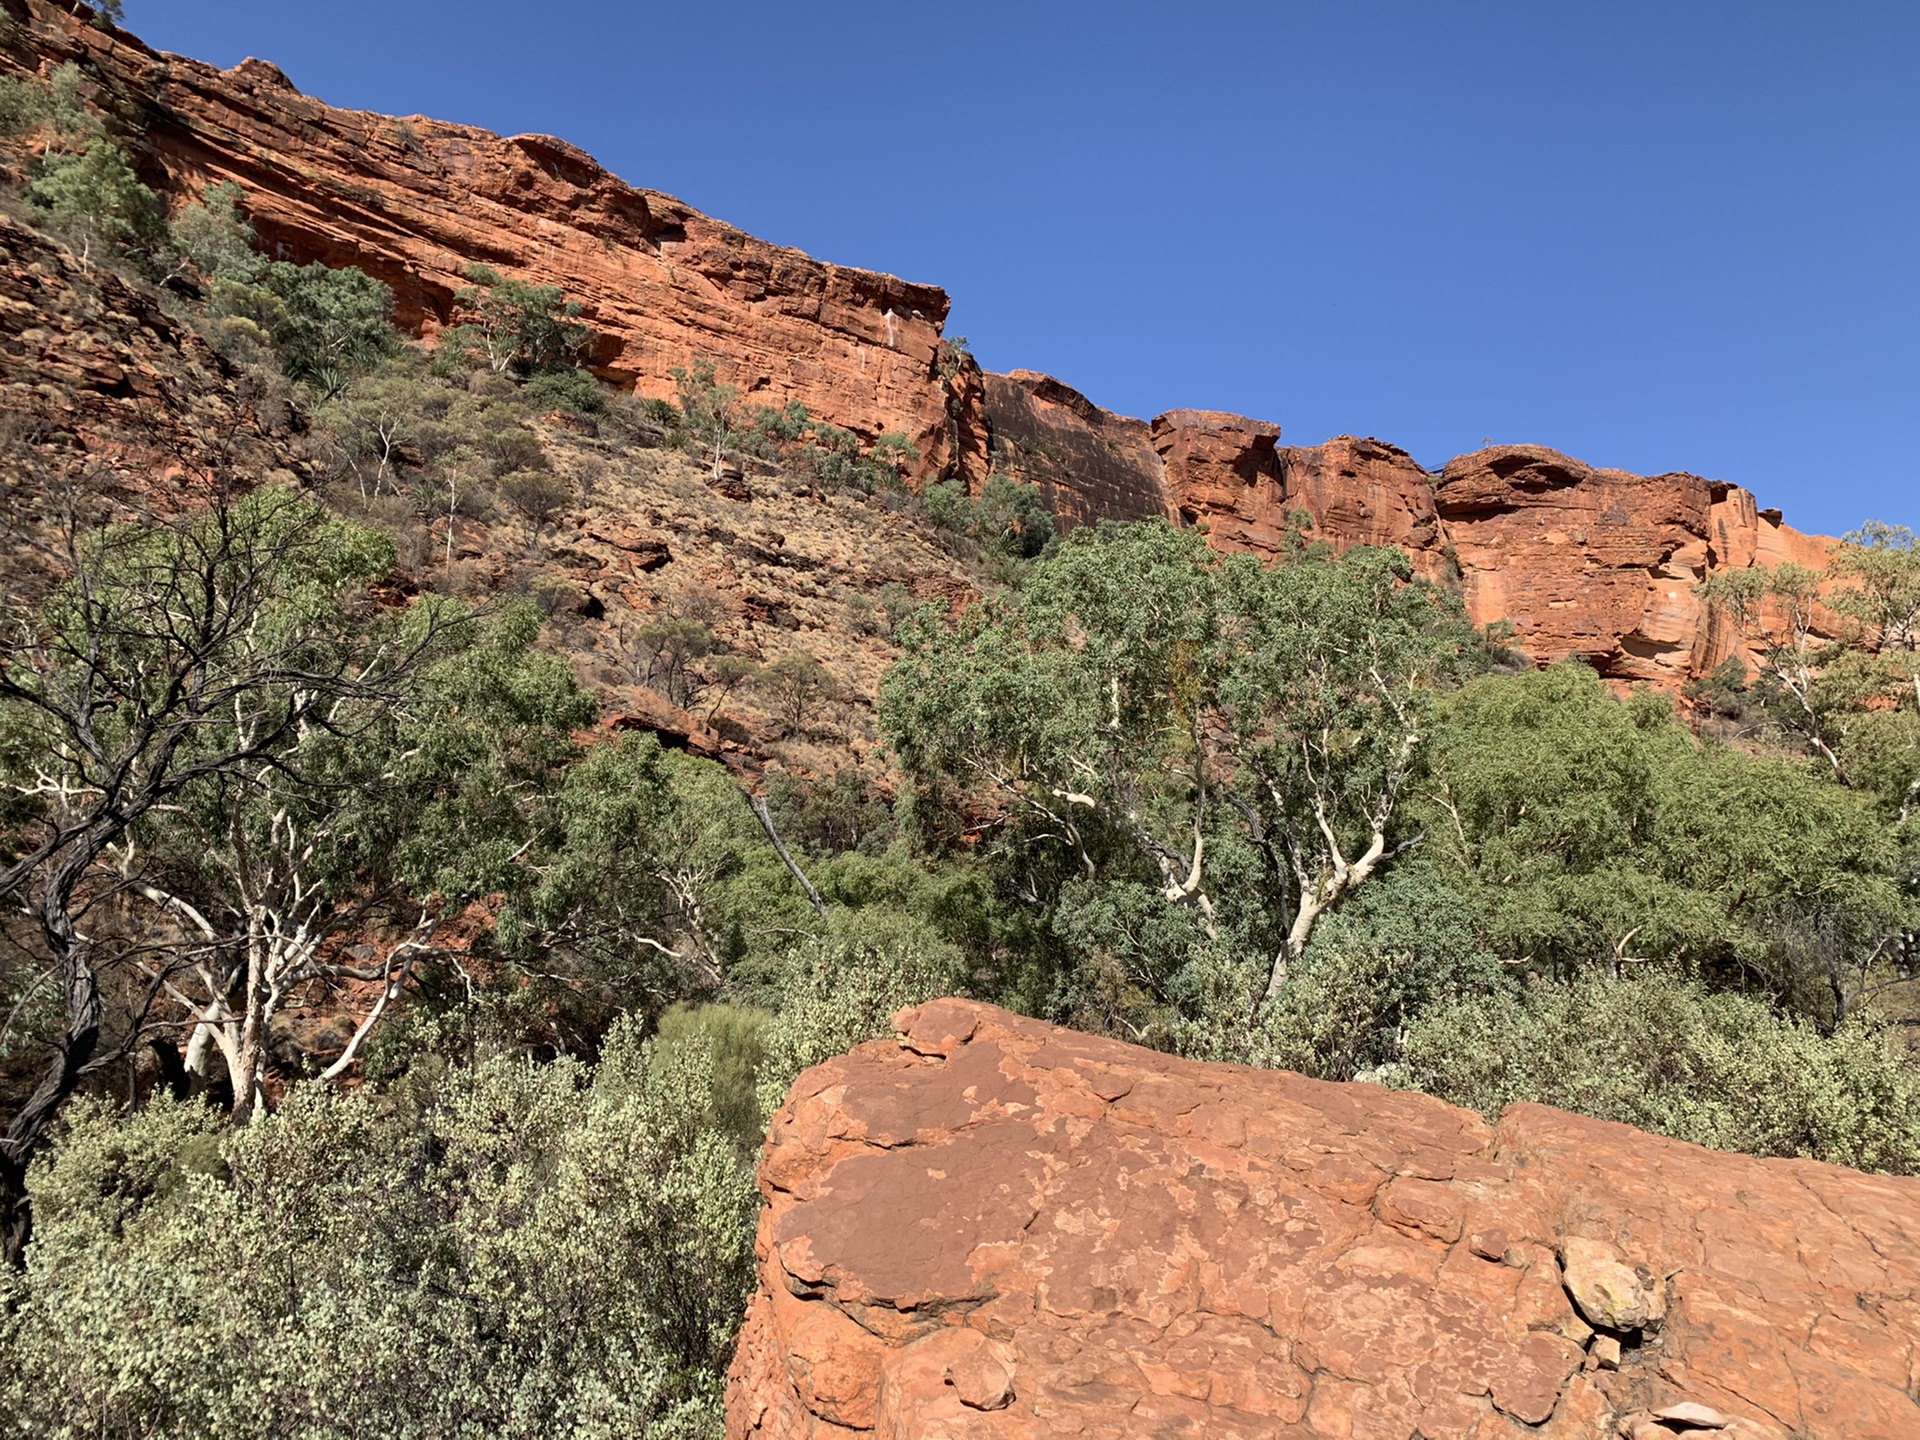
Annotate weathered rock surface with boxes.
[729,1000,1920,1439]
[976,376,1839,687]
[983,371,1164,527]
[1435,446,1834,683]
[0,205,307,600]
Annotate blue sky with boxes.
[128,2,1915,535]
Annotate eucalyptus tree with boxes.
[880,520,1481,1013]
[129,595,596,1123]
[1701,522,1920,808]
[442,263,593,376]
[0,486,457,1262]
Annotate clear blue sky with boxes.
[128,2,1915,535]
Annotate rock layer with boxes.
[1436,446,1834,684]
[1,0,978,480]
[979,381,1838,686]
[729,1000,1920,1440]
[0,1,1842,690]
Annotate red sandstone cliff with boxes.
[0,0,981,483]
[729,1000,1920,1440]
[984,377,1837,684]
[0,0,1845,690]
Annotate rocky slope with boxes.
[0,202,307,604]
[0,0,984,484]
[0,0,1845,693]
[729,1000,1920,1440]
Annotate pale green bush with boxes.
[1398,971,1920,1174]
[755,908,967,1116]
[0,1020,757,1439]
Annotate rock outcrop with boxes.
[977,379,1839,686]
[1433,446,1837,683]
[982,372,1164,527]
[729,1000,1920,1439]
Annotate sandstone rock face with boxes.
[1,0,978,480]
[1434,447,1834,683]
[729,1000,1920,1440]
[983,371,1165,527]
[3,0,1842,692]
[974,372,1839,687]
[1150,412,1444,570]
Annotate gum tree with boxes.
[881,521,1480,1012]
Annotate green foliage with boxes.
[921,475,1056,559]
[441,263,593,377]
[754,907,968,1115]
[0,63,96,149]
[762,767,894,858]
[213,261,400,398]
[26,139,164,265]
[496,736,710,1019]
[1423,663,1910,1025]
[309,354,554,532]
[758,650,837,737]
[499,469,573,552]
[1399,972,1920,1174]
[522,364,605,414]
[0,1026,759,1437]
[882,520,1482,1015]
[654,1003,769,1151]
[632,618,716,707]
[669,360,738,474]
[934,335,972,381]
[166,180,260,284]
[1180,863,1514,1078]
[773,414,917,494]
[1699,524,1920,808]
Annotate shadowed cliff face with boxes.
[0,0,1838,690]
[728,1001,1920,1440]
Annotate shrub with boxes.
[755,908,967,1115]
[212,262,401,398]
[523,366,605,415]
[26,139,164,266]
[441,263,592,377]
[0,1025,759,1438]
[166,180,260,285]
[757,651,836,737]
[1398,971,1920,1174]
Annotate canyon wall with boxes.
[986,382,1835,685]
[0,0,1843,689]
[0,0,981,482]
[729,1000,1920,1439]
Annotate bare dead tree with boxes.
[0,476,461,1265]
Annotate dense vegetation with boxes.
[0,56,1916,1440]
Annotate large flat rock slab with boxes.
[727,1000,1920,1439]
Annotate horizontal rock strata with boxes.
[1,0,975,478]
[0,1,1842,690]
[729,999,1919,1439]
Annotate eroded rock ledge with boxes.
[727,1000,1919,1439]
